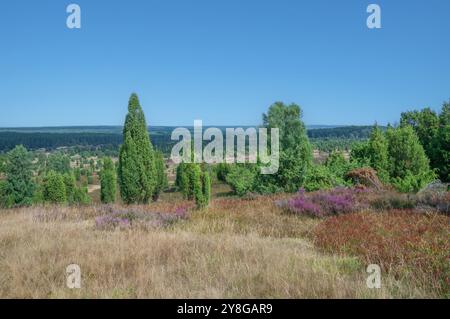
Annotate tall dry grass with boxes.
[0,195,435,299]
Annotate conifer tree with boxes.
[153,151,168,201]
[100,157,116,204]
[367,125,390,183]
[386,126,435,192]
[118,94,156,204]
[1,145,35,208]
[201,171,211,207]
[43,171,67,204]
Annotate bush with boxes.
[42,171,67,204]
[201,172,211,207]
[216,163,231,182]
[391,170,436,193]
[226,165,256,197]
[72,186,91,205]
[302,165,338,192]
[277,187,358,218]
[176,163,211,208]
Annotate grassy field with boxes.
[0,182,447,298]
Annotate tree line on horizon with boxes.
[0,94,448,208]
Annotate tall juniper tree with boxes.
[0,145,35,207]
[118,94,156,204]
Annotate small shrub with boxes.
[302,165,338,192]
[226,165,256,197]
[278,187,358,217]
[95,206,189,231]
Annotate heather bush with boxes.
[314,211,450,297]
[278,187,358,217]
[95,206,189,231]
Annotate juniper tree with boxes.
[43,171,67,204]
[1,145,35,208]
[118,93,156,204]
[367,125,390,183]
[434,101,450,182]
[153,151,168,201]
[386,126,435,192]
[100,157,116,204]
[201,171,211,207]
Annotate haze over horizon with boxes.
[1,0,449,127]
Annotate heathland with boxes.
[0,95,448,298]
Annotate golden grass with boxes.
[0,192,435,298]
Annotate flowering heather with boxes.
[95,214,131,230]
[94,206,189,231]
[278,187,358,217]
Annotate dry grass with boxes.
[0,190,436,299]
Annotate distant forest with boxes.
[0,125,379,154]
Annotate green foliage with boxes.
[259,102,312,192]
[100,157,116,204]
[201,172,211,207]
[176,162,192,199]
[74,168,81,181]
[118,93,156,204]
[87,175,94,185]
[391,171,436,193]
[63,173,76,203]
[401,102,450,182]
[386,126,435,192]
[176,162,211,207]
[433,102,450,182]
[42,171,67,204]
[367,125,390,183]
[226,165,257,197]
[153,151,168,201]
[350,142,371,167]
[47,152,71,174]
[401,107,439,165]
[73,186,91,205]
[350,126,389,183]
[0,180,14,208]
[191,164,204,208]
[324,151,352,185]
[1,145,35,208]
[303,164,339,192]
[215,163,231,182]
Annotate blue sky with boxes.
[0,0,449,127]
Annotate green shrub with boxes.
[216,163,231,182]
[226,165,256,197]
[43,171,67,204]
[201,172,211,207]
[73,186,91,205]
[100,157,116,204]
[303,165,338,192]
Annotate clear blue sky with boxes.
[1,0,449,127]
